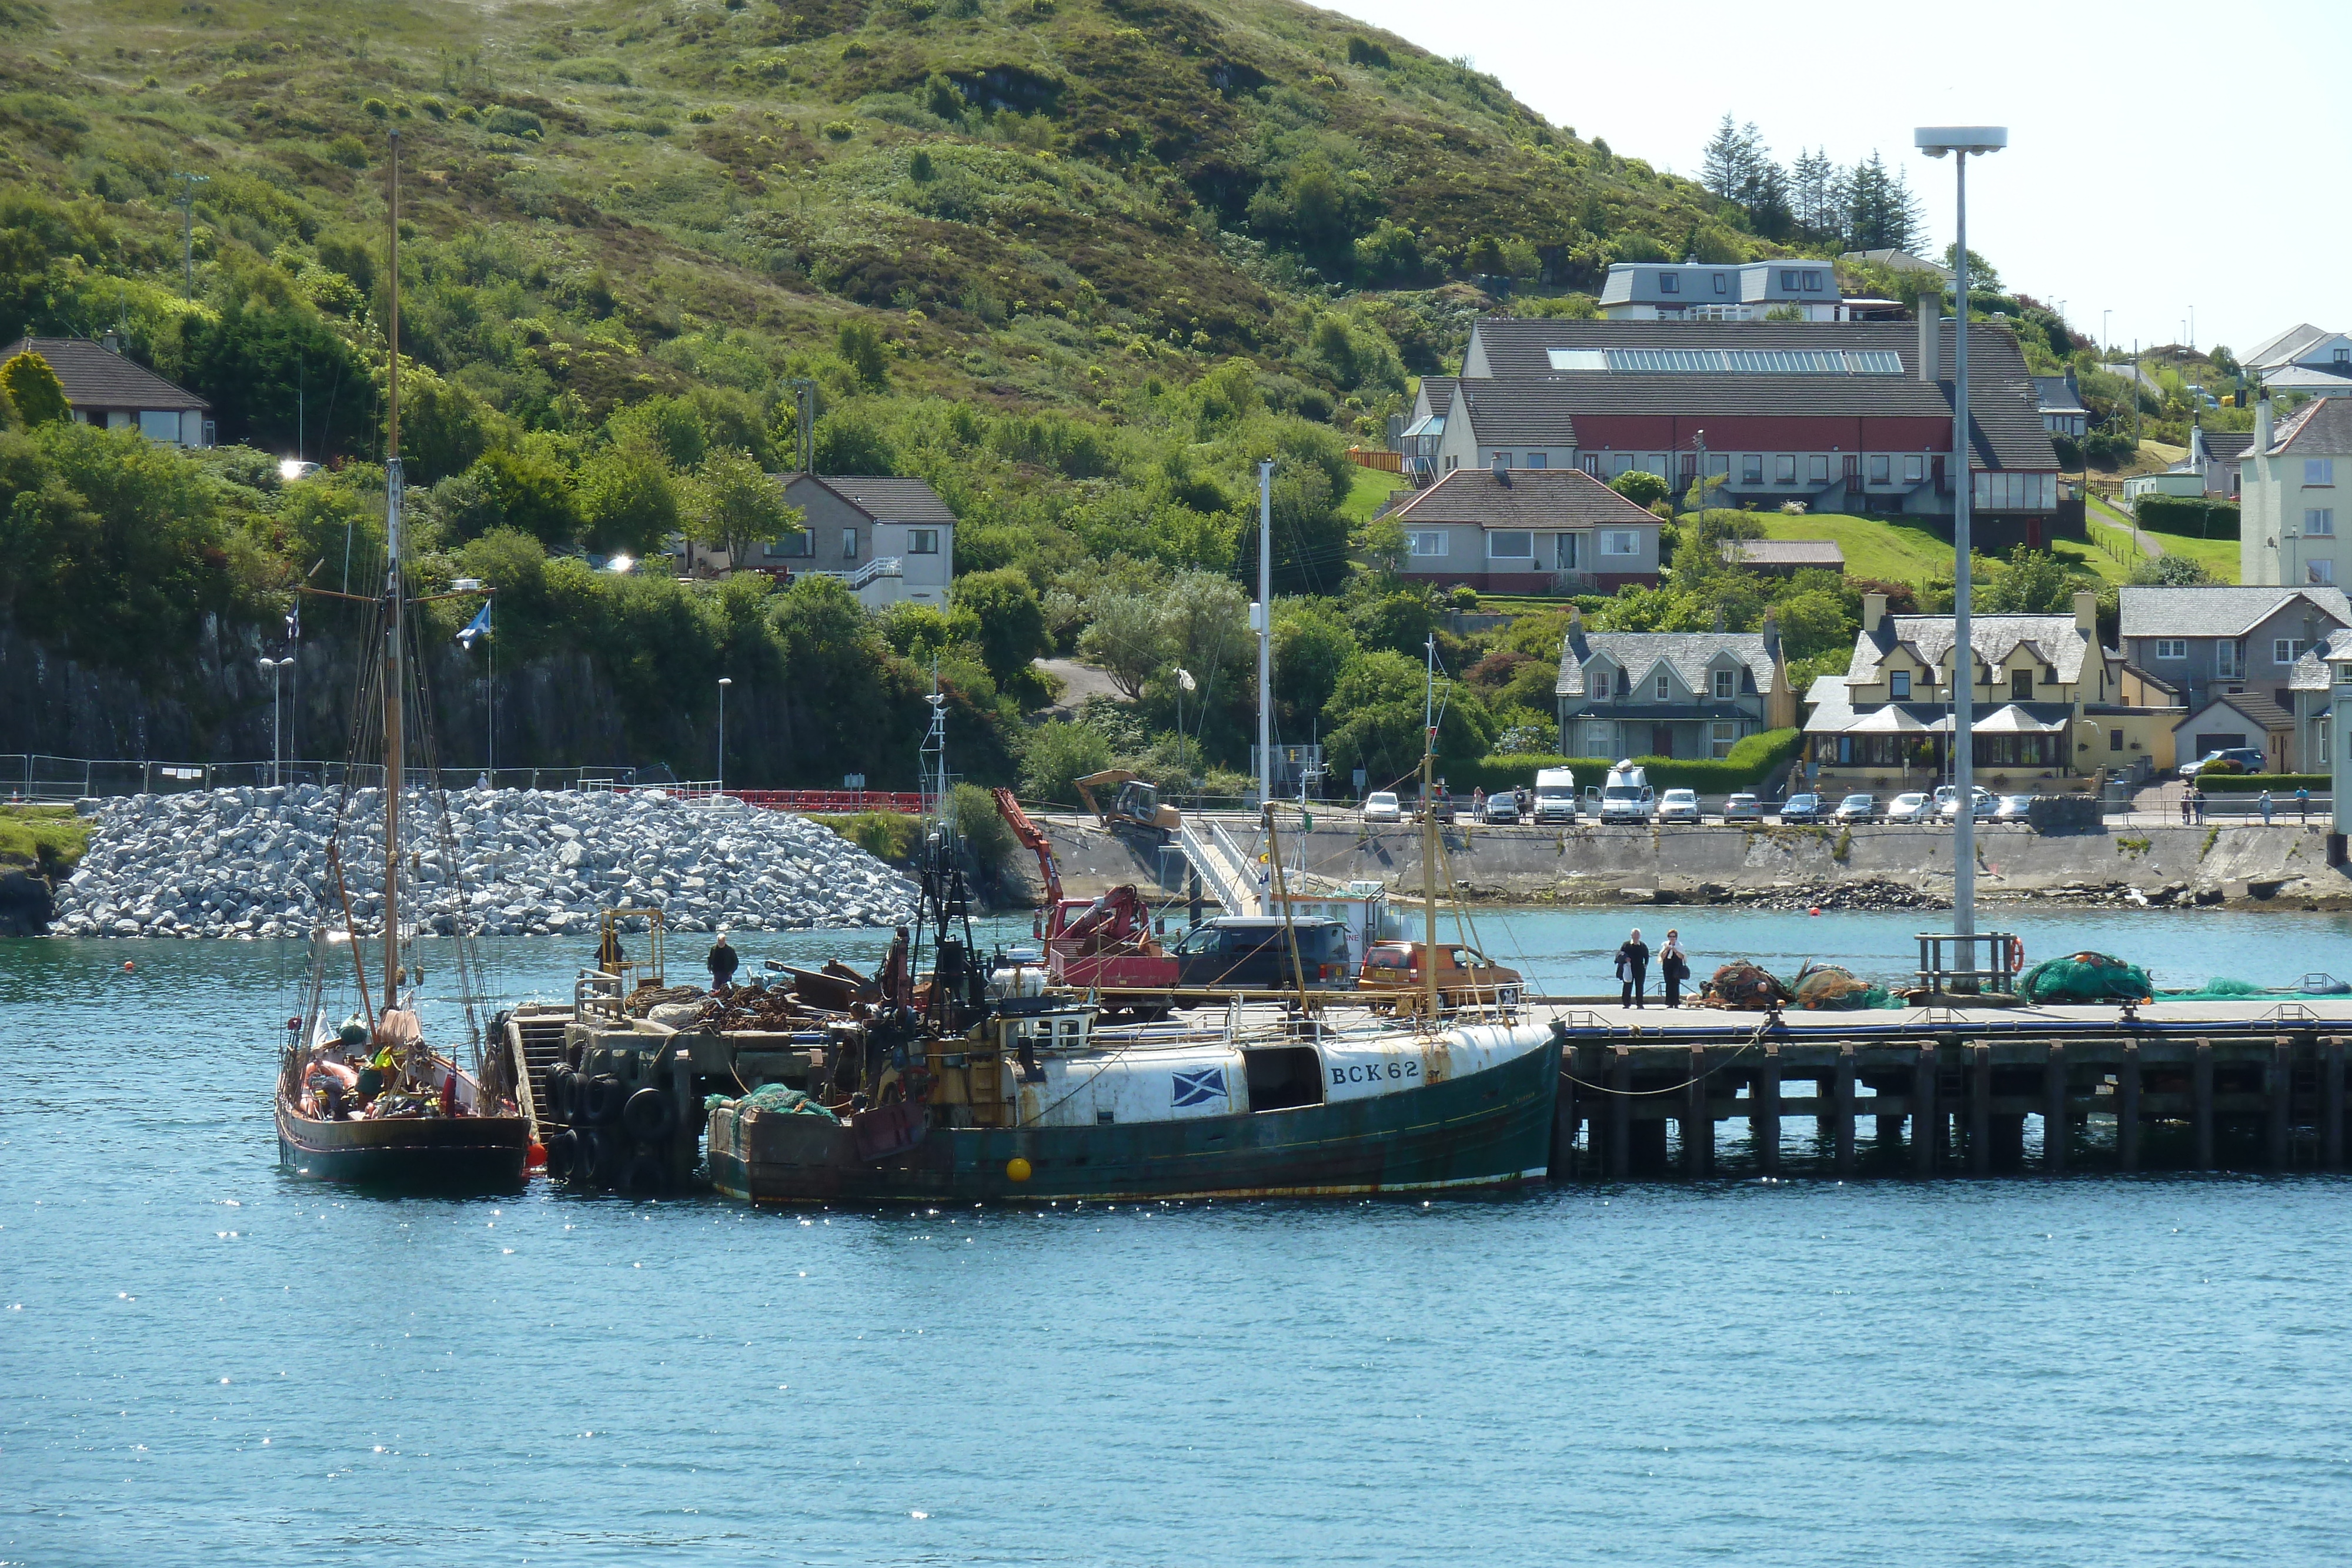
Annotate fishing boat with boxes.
[704,581,1562,1204]
[275,131,529,1189]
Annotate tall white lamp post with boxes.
[716,677,733,793]
[1916,124,2006,961]
[259,656,292,787]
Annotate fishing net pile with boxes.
[1699,961,1792,1009]
[2156,976,2271,1000]
[704,1082,840,1122]
[2016,952,2154,1004]
[1791,963,1899,1011]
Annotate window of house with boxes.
[1408,531,1448,557]
[2336,348,2351,365]
[1779,269,1799,289]
[2217,641,2241,677]
[1742,454,1763,483]
[1803,271,1823,291]
[1608,453,1632,477]
[907,529,940,554]
[2012,669,2033,699]
[765,531,814,558]
[2275,639,2312,665]
[1555,533,1581,570]
[2311,560,2336,586]
[1869,453,1891,484]
[1656,672,1672,700]
[1890,670,1912,699]
[1713,273,1729,295]
[1590,669,1611,698]
[1488,530,1534,559]
[1525,452,1547,469]
[2306,509,2336,537]
[1600,531,1639,556]
[1445,455,1458,471]
[2154,638,2186,660]
[139,410,181,443]
[2307,459,2336,485]
[1585,723,1613,754]
[1713,669,1733,699]
[2110,728,2124,752]
[1905,454,1925,483]
[841,527,860,561]
[1707,453,1730,476]
[1774,454,1796,483]
[1658,273,1681,294]
[1808,455,1829,482]
[1710,722,1736,758]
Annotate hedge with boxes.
[1447,728,1803,795]
[2189,773,2328,794]
[2132,494,2239,540]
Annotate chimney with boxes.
[1863,591,1888,634]
[2073,589,2097,636]
[2256,397,2274,453]
[1917,291,1939,383]
[102,329,122,355]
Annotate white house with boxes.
[2243,399,2352,591]
[679,473,956,609]
[2,335,213,447]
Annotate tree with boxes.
[399,367,494,484]
[837,320,889,389]
[1612,470,1671,508]
[951,567,1051,687]
[1076,590,1168,698]
[1790,148,1840,242]
[1939,243,2002,293]
[466,448,579,549]
[687,446,802,567]
[576,440,680,557]
[1844,151,1925,252]
[0,350,66,425]
[178,303,372,457]
[1018,719,1113,807]
[1976,546,2074,614]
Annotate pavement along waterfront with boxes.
[7,910,2352,1564]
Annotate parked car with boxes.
[1722,793,1764,823]
[1361,790,1402,824]
[1413,787,1457,824]
[1885,791,1933,824]
[2180,747,2266,778]
[1358,941,1525,1011]
[1655,788,1702,824]
[1994,793,2036,823]
[1778,792,1823,824]
[1168,917,1355,991]
[1480,793,1521,825]
[1832,793,1877,824]
[1935,784,1997,821]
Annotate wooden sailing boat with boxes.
[275,131,529,1188]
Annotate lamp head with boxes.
[717,677,733,687]
[1915,126,2007,158]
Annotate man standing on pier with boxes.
[1616,928,1650,1008]
[707,930,740,992]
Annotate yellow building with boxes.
[1803,591,2183,792]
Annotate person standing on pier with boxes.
[707,931,740,992]
[2260,790,2274,825]
[1658,930,1689,1008]
[1616,928,1650,1008]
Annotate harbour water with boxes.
[6,907,2352,1564]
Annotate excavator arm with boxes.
[990,787,1063,910]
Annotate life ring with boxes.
[2007,937,2024,971]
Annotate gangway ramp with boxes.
[1179,818,1259,915]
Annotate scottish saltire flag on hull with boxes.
[1171,1068,1227,1108]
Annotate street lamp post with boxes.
[716,677,733,793]
[1916,125,2006,962]
[259,657,292,787]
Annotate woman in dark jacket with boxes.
[1659,929,1689,1008]
[1615,929,1649,1008]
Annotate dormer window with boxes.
[1713,273,1729,295]
[1890,671,1912,699]
[1713,669,1733,699]
[1592,670,1611,698]
[1658,273,1681,295]
[1656,671,1671,700]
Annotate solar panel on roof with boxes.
[1844,350,1903,375]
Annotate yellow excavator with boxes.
[1073,769,1182,842]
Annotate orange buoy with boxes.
[526,1142,548,1169]
[122,960,135,972]
[1809,907,1821,917]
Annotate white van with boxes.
[1532,767,1578,824]
[1591,760,1655,824]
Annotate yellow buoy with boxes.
[1005,1156,1033,1182]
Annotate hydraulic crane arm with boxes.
[991,787,1063,908]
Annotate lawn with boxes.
[1338,464,1410,526]
[2087,494,2240,582]
[0,804,91,876]
[1752,511,1959,583]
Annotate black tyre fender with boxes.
[584,1074,625,1125]
[623,1086,675,1142]
[542,1128,577,1178]
[621,1151,667,1196]
[544,1066,576,1122]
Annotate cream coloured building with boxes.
[2243,398,2352,590]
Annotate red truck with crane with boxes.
[991,788,1181,998]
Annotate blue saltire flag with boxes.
[1170,1067,1226,1108]
[455,600,492,650]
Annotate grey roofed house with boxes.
[2033,373,2089,436]
[1722,538,1845,573]
[1442,380,1583,450]
[2261,365,2352,397]
[1556,628,1780,701]
[1847,612,2092,688]
[2,334,212,446]
[1409,375,1458,423]
[2244,323,2346,372]
[801,474,957,527]
[1451,319,2056,474]
[2266,393,2352,454]
[2116,584,2351,640]
[1389,467,1662,530]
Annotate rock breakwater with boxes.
[50,787,918,940]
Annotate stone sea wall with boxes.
[49,787,918,939]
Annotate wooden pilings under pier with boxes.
[1549,1019,2352,1179]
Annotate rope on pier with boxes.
[1555,1011,1778,1096]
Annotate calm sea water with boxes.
[6,908,2352,1565]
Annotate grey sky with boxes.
[1326,0,2344,356]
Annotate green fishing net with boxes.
[2016,952,2154,1004]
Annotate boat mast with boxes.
[382,129,404,1013]
[1421,633,1438,1024]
